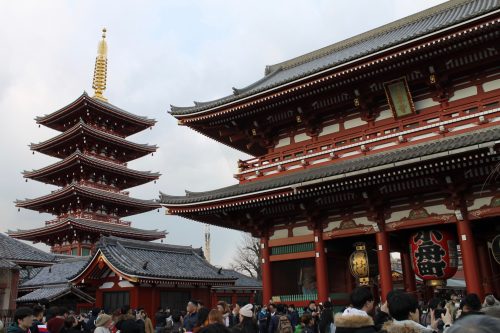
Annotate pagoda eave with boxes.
[8,218,166,243]
[22,151,160,190]
[16,184,161,217]
[36,92,156,136]
[30,121,157,162]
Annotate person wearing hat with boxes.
[232,305,258,333]
[94,314,113,333]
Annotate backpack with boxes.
[277,315,293,333]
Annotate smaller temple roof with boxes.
[20,257,90,289]
[0,258,20,270]
[213,269,262,290]
[17,285,95,304]
[170,0,500,116]
[9,217,166,242]
[36,92,156,135]
[161,125,500,206]
[0,233,57,266]
[71,236,237,285]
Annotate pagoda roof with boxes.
[30,120,157,161]
[71,236,237,285]
[170,0,500,117]
[9,217,166,242]
[36,92,156,135]
[16,183,161,217]
[20,257,89,289]
[23,150,160,189]
[0,233,57,266]
[161,125,500,206]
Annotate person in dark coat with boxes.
[318,302,333,333]
[8,308,34,333]
[334,287,376,333]
[268,305,290,333]
[455,293,484,321]
[85,308,101,333]
[30,305,45,333]
[231,305,258,333]
[287,306,299,331]
[183,301,199,332]
[116,307,141,333]
[60,316,82,333]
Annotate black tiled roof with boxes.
[218,269,262,288]
[76,236,236,283]
[0,233,57,264]
[160,125,500,205]
[16,183,161,211]
[36,92,156,126]
[170,0,500,116]
[9,217,166,239]
[20,257,90,288]
[0,258,19,269]
[17,285,95,303]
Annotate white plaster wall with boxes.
[275,137,291,148]
[386,209,411,223]
[449,86,478,102]
[294,133,311,143]
[468,196,494,211]
[324,221,341,232]
[270,228,289,240]
[376,109,393,121]
[99,282,115,289]
[372,142,397,150]
[118,280,134,288]
[425,204,454,215]
[319,123,340,136]
[414,98,439,110]
[293,226,313,236]
[353,216,372,226]
[344,118,368,129]
[483,79,500,92]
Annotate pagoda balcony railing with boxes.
[79,180,129,195]
[236,97,500,182]
[46,213,131,226]
[81,149,127,166]
[86,121,127,139]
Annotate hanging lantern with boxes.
[410,229,458,287]
[349,242,378,286]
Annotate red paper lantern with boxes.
[410,229,458,287]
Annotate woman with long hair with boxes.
[231,305,257,333]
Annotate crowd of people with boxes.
[4,289,500,333]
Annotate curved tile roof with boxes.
[160,125,500,205]
[20,257,90,288]
[0,233,57,264]
[170,0,500,116]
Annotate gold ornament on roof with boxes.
[92,28,108,102]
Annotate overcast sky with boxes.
[0,0,446,268]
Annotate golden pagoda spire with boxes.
[92,28,108,102]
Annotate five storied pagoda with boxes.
[9,29,165,255]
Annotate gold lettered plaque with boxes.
[384,78,416,119]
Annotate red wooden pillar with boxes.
[401,247,417,294]
[314,228,329,302]
[477,242,493,295]
[376,229,393,302]
[260,236,272,304]
[456,216,483,298]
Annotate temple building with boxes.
[9,29,165,255]
[161,0,500,306]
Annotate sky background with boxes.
[0,0,446,268]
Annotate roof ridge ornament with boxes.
[92,28,108,102]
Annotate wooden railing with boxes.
[236,96,500,182]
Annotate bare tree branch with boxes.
[229,232,262,280]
